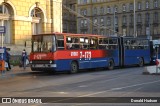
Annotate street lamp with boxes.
[134,0,137,38]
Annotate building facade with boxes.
[0,0,62,54]
[62,0,77,33]
[77,0,160,40]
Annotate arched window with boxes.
[123,4,126,12]
[114,6,118,12]
[100,7,104,14]
[146,1,149,9]
[154,0,158,8]
[30,7,43,35]
[138,2,141,10]
[107,6,111,13]
[0,4,11,44]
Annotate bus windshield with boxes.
[32,35,55,52]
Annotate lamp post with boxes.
[133,0,137,38]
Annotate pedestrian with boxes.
[21,49,28,70]
[6,50,11,71]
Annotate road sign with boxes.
[0,26,5,33]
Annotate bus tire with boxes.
[70,61,78,74]
[138,57,144,67]
[108,59,114,70]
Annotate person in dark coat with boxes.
[6,50,11,71]
[21,49,27,70]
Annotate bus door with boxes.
[118,37,124,66]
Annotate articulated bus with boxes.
[29,33,151,73]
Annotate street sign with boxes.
[0,26,5,33]
[0,48,4,53]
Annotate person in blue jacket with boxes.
[6,50,11,71]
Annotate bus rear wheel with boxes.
[108,59,114,70]
[138,58,144,67]
[70,61,78,74]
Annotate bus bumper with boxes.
[30,64,57,71]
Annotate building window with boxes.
[122,28,127,36]
[92,0,97,3]
[138,2,141,10]
[138,28,142,36]
[114,6,118,12]
[107,17,111,26]
[130,3,133,11]
[81,20,84,27]
[93,18,98,26]
[154,12,158,22]
[137,14,141,22]
[115,16,118,25]
[100,30,104,35]
[130,14,133,24]
[0,5,9,14]
[154,0,158,8]
[123,4,126,12]
[145,13,150,23]
[84,19,87,26]
[100,18,104,26]
[122,16,126,24]
[107,7,111,13]
[93,29,98,34]
[84,9,87,16]
[146,1,149,9]
[100,7,104,14]
[94,7,97,15]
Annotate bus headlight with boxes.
[30,61,32,64]
[50,60,52,64]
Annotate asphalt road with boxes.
[0,66,160,106]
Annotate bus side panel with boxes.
[124,50,150,65]
[107,50,119,66]
[54,60,71,71]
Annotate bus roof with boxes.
[32,32,109,38]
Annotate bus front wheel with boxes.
[70,61,78,74]
[138,58,144,67]
[108,59,114,70]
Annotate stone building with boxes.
[77,0,160,40]
[62,0,77,33]
[0,0,62,54]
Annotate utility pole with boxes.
[134,0,137,38]
[113,10,115,36]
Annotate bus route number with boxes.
[80,51,91,60]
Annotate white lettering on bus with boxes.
[34,54,47,59]
[80,51,92,60]
[71,52,78,56]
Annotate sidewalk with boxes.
[0,66,32,78]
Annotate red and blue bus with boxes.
[29,33,151,73]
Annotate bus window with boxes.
[90,38,98,49]
[32,35,54,52]
[124,39,131,50]
[42,36,54,52]
[57,35,64,50]
[80,37,89,49]
[98,38,108,50]
[130,40,137,49]
[66,36,80,50]
[108,38,118,50]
